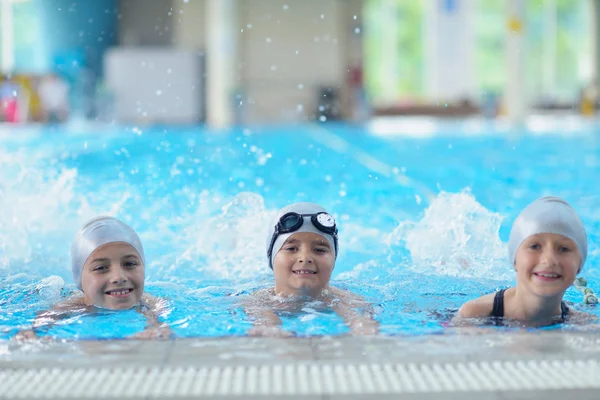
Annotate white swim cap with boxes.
[508,196,587,270]
[266,202,337,269]
[71,216,145,290]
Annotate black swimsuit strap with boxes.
[560,301,569,321]
[491,289,569,322]
[491,289,507,318]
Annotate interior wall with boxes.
[115,0,362,123]
[172,0,207,51]
[118,0,174,46]
[238,0,345,122]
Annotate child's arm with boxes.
[243,290,294,337]
[451,293,496,326]
[15,296,86,341]
[329,287,379,336]
[131,294,173,340]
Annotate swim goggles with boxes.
[267,212,338,259]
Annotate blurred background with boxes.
[0,0,597,128]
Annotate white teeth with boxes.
[108,290,131,295]
[537,273,559,278]
[294,270,315,274]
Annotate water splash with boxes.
[387,190,510,280]
[0,149,85,270]
[165,192,273,281]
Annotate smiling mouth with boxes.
[293,270,317,275]
[533,272,561,280]
[105,289,134,296]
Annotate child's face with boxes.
[273,232,335,297]
[515,233,581,297]
[80,242,145,310]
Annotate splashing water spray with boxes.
[387,190,509,280]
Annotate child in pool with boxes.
[18,216,171,340]
[244,202,379,337]
[454,196,594,327]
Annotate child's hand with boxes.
[248,326,295,338]
[348,317,379,336]
[131,325,173,340]
[14,329,38,342]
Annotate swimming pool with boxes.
[1,116,600,340]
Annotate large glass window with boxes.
[364,0,593,107]
[364,0,426,105]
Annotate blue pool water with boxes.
[1,118,600,339]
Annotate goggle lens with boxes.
[280,213,302,230]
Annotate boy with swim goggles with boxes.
[246,202,378,336]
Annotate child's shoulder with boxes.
[52,295,86,311]
[568,308,599,324]
[457,292,498,318]
[326,286,358,299]
[325,286,371,308]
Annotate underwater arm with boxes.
[330,287,379,336]
[15,297,85,341]
[132,294,174,340]
[243,291,294,337]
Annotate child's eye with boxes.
[314,247,329,254]
[124,261,139,268]
[559,246,572,253]
[529,244,541,250]
[93,265,108,272]
[284,246,297,252]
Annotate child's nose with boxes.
[110,268,128,284]
[297,248,313,263]
[541,247,559,264]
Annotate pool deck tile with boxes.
[3,331,600,399]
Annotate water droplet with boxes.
[283,4,289,10]
[297,104,304,112]
[354,27,361,34]
[156,90,162,96]
[265,37,272,43]
[319,116,327,122]
[298,83,304,89]
[320,14,325,19]
[353,15,357,20]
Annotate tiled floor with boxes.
[2,331,600,399]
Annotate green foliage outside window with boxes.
[364,0,591,105]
